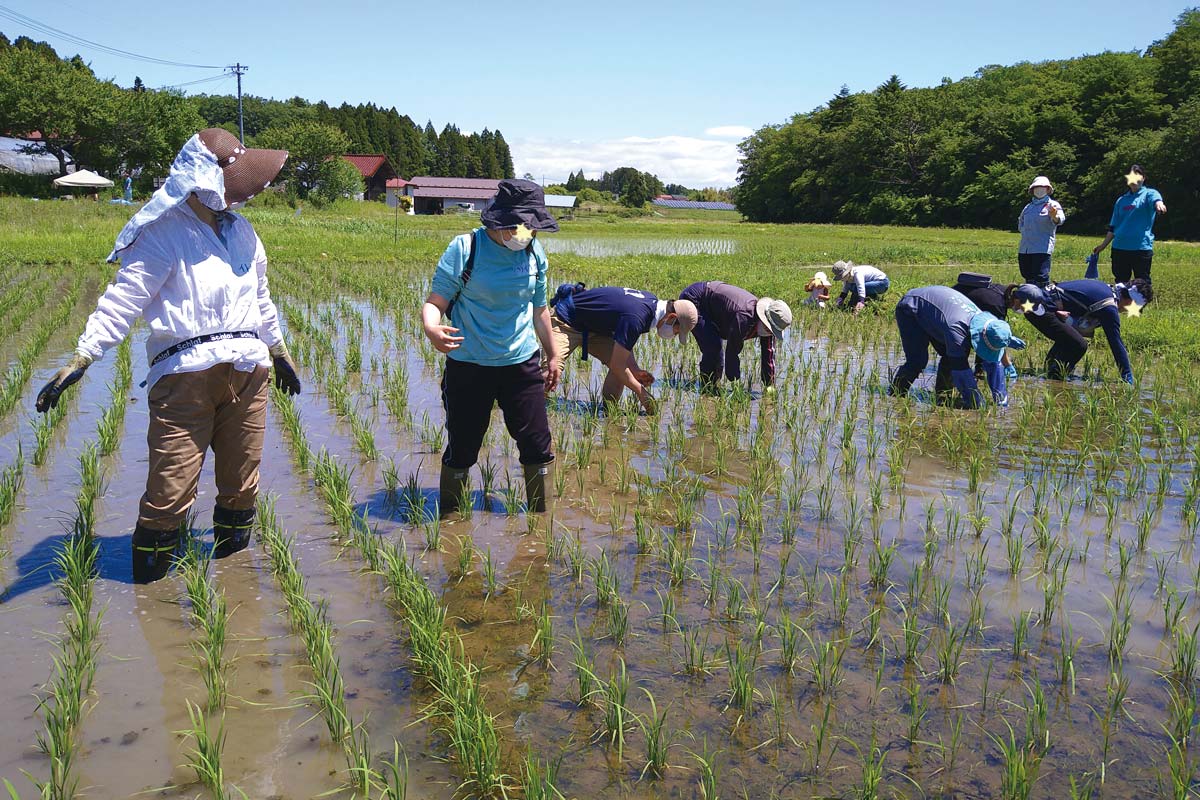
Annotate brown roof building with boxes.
[342,154,397,201]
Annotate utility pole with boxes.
[227,63,248,143]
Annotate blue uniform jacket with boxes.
[1014,279,1132,381]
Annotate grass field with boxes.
[2,197,1200,799]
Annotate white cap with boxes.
[1028,175,1053,192]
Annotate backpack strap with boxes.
[446,229,481,319]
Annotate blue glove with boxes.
[1005,363,1018,382]
[1123,373,1134,385]
[984,361,1008,407]
[950,368,984,410]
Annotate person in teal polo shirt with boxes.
[1092,165,1166,284]
[422,179,563,515]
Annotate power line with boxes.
[0,4,224,69]
[161,72,233,91]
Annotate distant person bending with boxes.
[889,285,1026,409]
[1093,165,1166,285]
[421,179,562,515]
[1016,175,1065,287]
[951,272,1016,380]
[1006,279,1150,384]
[832,260,889,313]
[549,285,697,413]
[679,281,792,391]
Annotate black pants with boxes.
[441,355,553,469]
[1111,248,1153,283]
[1018,252,1052,286]
[1025,311,1088,379]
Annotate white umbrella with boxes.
[53,169,114,188]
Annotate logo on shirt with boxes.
[232,262,251,276]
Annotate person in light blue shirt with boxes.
[1092,165,1166,284]
[1016,175,1065,286]
[421,179,563,515]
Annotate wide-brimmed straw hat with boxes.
[198,128,287,205]
[481,179,560,232]
[755,297,792,341]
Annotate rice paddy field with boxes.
[4,197,1200,799]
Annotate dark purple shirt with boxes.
[680,281,776,385]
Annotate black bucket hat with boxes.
[480,179,559,232]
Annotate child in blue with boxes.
[422,179,563,515]
[549,285,697,413]
[889,286,1026,409]
[1007,279,1151,384]
[1092,165,1167,284]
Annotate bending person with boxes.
[833,260,889,313]
[889,286,1026,409]
[421,179,562,516]
[34,129,300,583]
[678,281,791,390]
[549,285,697,413]
[1006,279,1150,384]
[951,272,1016,380]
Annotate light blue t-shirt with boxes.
[431,228,548,367]
[1109,186,1163,251]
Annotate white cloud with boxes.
[512,133,743,189]
[704,125,755,139]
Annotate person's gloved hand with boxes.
[950,368,983,410]
[36,352,92,412]
[983,361,1009,407]
[269,343,301,395]
[633,369,655,386]
[1123,373,1134,386]
[1005,363,1018,382]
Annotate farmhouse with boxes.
[401,176,500,214]
[341,154,397,201]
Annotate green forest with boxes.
[735,9,1200,239]
[0,33,513,196]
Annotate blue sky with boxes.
[1,0,1190,187]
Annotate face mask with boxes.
[657,321,676,340]
[504,235,529,252]
[1032,188,1048,200]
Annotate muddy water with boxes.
[5,279,1200,799]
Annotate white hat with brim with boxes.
[755,297,792,341]
[1028,176,1053,192]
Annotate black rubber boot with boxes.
[888,369,916,398]
[523,462,553,513]
[213,505,255,558]
[439,465,470,517]
[132,524,180,584]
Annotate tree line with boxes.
[735,9,1200,239]
[0,33,514,200]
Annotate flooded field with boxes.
[3,201,1200,798]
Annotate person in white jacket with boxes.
[833,260,890,314]
[35,128,300,583]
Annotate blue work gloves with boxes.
[983,361,1009,407]
[1005,363,1018,382]
[950,368,984,410]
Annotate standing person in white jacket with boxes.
[35,128,301,583]
[1017,175,1065,287]
[832,260,890,314]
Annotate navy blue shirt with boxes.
[1013,279,1132,381]
[896,285,980,360]
[556,286,658,351]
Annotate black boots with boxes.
[132,524,179,584]
[439,465,470,516]
[213,505,255,558]
[523,462,554,513]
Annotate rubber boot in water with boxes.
[439,465,470,517]
[888,369,915,398]
[132,524,180,584]
[213,505,255,558]
[523,462,554,513]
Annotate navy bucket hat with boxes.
[481,179,560,232]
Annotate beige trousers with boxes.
[138,363,269,531]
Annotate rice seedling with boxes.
[521,750,565,800]
[182,700,233,800]
[638,689,681,779]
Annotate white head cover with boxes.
[106,134,226,262]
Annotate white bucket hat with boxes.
[1028,176,1053,192]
